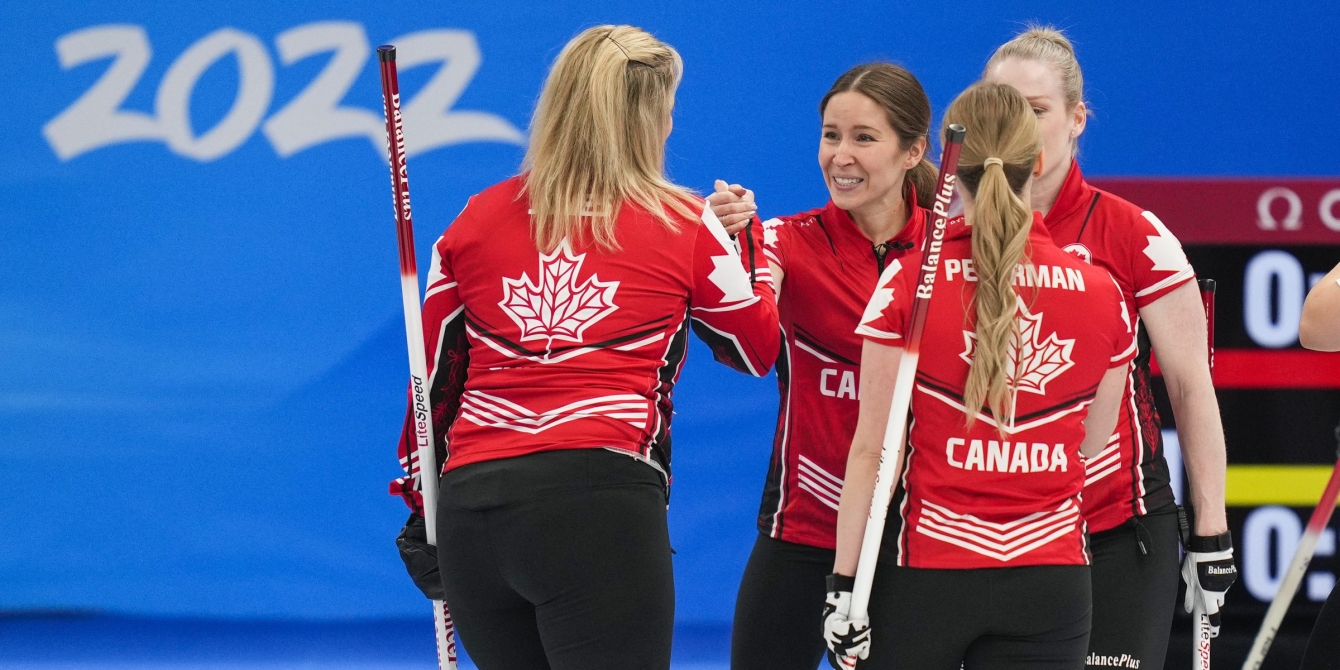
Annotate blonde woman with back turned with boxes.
[824,82,1135,669]
[983,27,1235,669]
[388,26,779,670]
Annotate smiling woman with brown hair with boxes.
[707,61,937,670]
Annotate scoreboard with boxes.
[1094,178,1340,620]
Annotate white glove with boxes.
[823,574,870,669]
[1181,533,1237,638]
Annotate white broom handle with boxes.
[848,350,918,622]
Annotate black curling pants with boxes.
[435,449,675,670]
[1301,581,1340,669]
[863,564,1092,670]
[731,533,832,670]
[1086,511,1181,670]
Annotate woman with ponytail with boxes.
[705,62,937,670]
[984,27,1232,669]
[825,81,1135,669]
[389,26,779,670]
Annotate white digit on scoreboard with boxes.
[1243,250,1306,348]
[1242,506,1336,603]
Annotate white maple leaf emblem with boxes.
[761,217,783,247]
[499,239,619,350]
[960,301,1076,420]
[1140,211,1190,273]
[1007,303,1076,395]
[860,258,903,327]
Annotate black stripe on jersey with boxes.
[1082,518,1092,564]
[794,326,858,366]
[690,317,759,375]
[1073,192,1102,245]
[811,215,839,258]
[1124,316,1177,519]
[465,311,674,358]
[1129,355,1176,518]
[428,309,470,470]
[914,372,1101,426]
[649,318,691,480]
[758,327,791,537]
[885,418,918,566]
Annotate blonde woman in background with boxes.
[983,27,1234,669]
[390,25,778,670]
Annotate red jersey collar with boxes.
[1044,160,1093,225]
[821,182,927,250]
[948,211,1054,246]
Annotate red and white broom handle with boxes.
[1241,429,1340,670]
[846,125,966,638]
[1193,278,1216,670]
[378,44,458,670]
[1200,278,1216,379]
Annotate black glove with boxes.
[822,573,869,669]
[396,514,445,600]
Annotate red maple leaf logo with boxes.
[498,240,619,351]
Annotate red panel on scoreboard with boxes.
[1152,349,1340,389]
[1092,178,1340,245]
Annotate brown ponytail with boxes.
[905,158,938,210]
[820,63,935,210]
[941,82,1042,428]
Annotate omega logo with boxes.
[1257,187,1340,232]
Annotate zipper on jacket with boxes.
[873,243,890,273]
[872,240,915,274]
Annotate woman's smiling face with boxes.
[818,91,916,218]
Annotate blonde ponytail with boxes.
[941,82,1042,428]
[523,25,698,253]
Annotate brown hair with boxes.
[819,63,936,209]
[985,25,1085,111]
[942,82,1042,428]
[522,25,698,252]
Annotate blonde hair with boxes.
[522,25,698,252]
[942,82,1042,428]
[985,25,1085,111]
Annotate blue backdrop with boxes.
[2,0,1337,622]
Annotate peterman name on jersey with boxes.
[392,176,779,513]
[755,197,926,549]
[1045,162,1195,532]
[857,212,1136,569]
